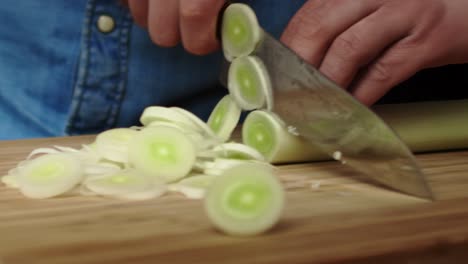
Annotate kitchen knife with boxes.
[219,29,434,200]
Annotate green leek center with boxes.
[150,142,177,164]
[227,152,250,160]
[224,182,270,219]
[226,15,249,49]
[209,100,228,133]
[236,66,258,102]
[247,121,273,155]
[30,162,64,182]
[109,174,132,184]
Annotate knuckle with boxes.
[321,59,349,85]
[391,1,445,60]
[290,0,334,42]
[300,13,328,38]
[303,20,331,43]
[332,32,365,62]
[392,37,427,63]
[284,9,331,57]
[301,7,326,27]
[397,35,423,52]
[368,60,392,83]
[374,46,420,82]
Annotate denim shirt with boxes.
[0,0,306,140]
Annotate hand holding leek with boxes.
[126,0,226,55]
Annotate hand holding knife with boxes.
[218,3,433,200]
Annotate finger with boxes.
[350,42,427,106]
[319,7,412,89]
[148,0,180,47]
[281,0,381,66]
[128,0,149,28]
[179,0,225,55]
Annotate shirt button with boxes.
[97,15,115,33]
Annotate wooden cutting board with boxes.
[1,136,468,264]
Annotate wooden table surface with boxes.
[1,136,468,264]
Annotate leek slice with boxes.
[95,128,138,163]
[1,168,21,189]
[140,106,196,128]
[228,56,272,111]
[198,142,265,161]
[84,169,166,200]
[147,121,219,151]
[221,3,263,61]
[242,110,327,163]
[169,174,216,199]
[26,147,61,160]
[170,107,220,140]
[146,120,192,131]
[83,163,122,177]
[128,126,196,182]
[205,163,284,236]
[1,174,19,188]
[79,144,101,163]
[196,158,250,176]
[17,153,83,199]
[53,145,80,153]
[207,95,241,142]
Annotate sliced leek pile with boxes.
[1,95,270,202]
[0,3,289,237]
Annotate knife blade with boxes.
[220,30,434,200]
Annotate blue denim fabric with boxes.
[0,0,306,140]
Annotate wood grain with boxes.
[1,136,468,264]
